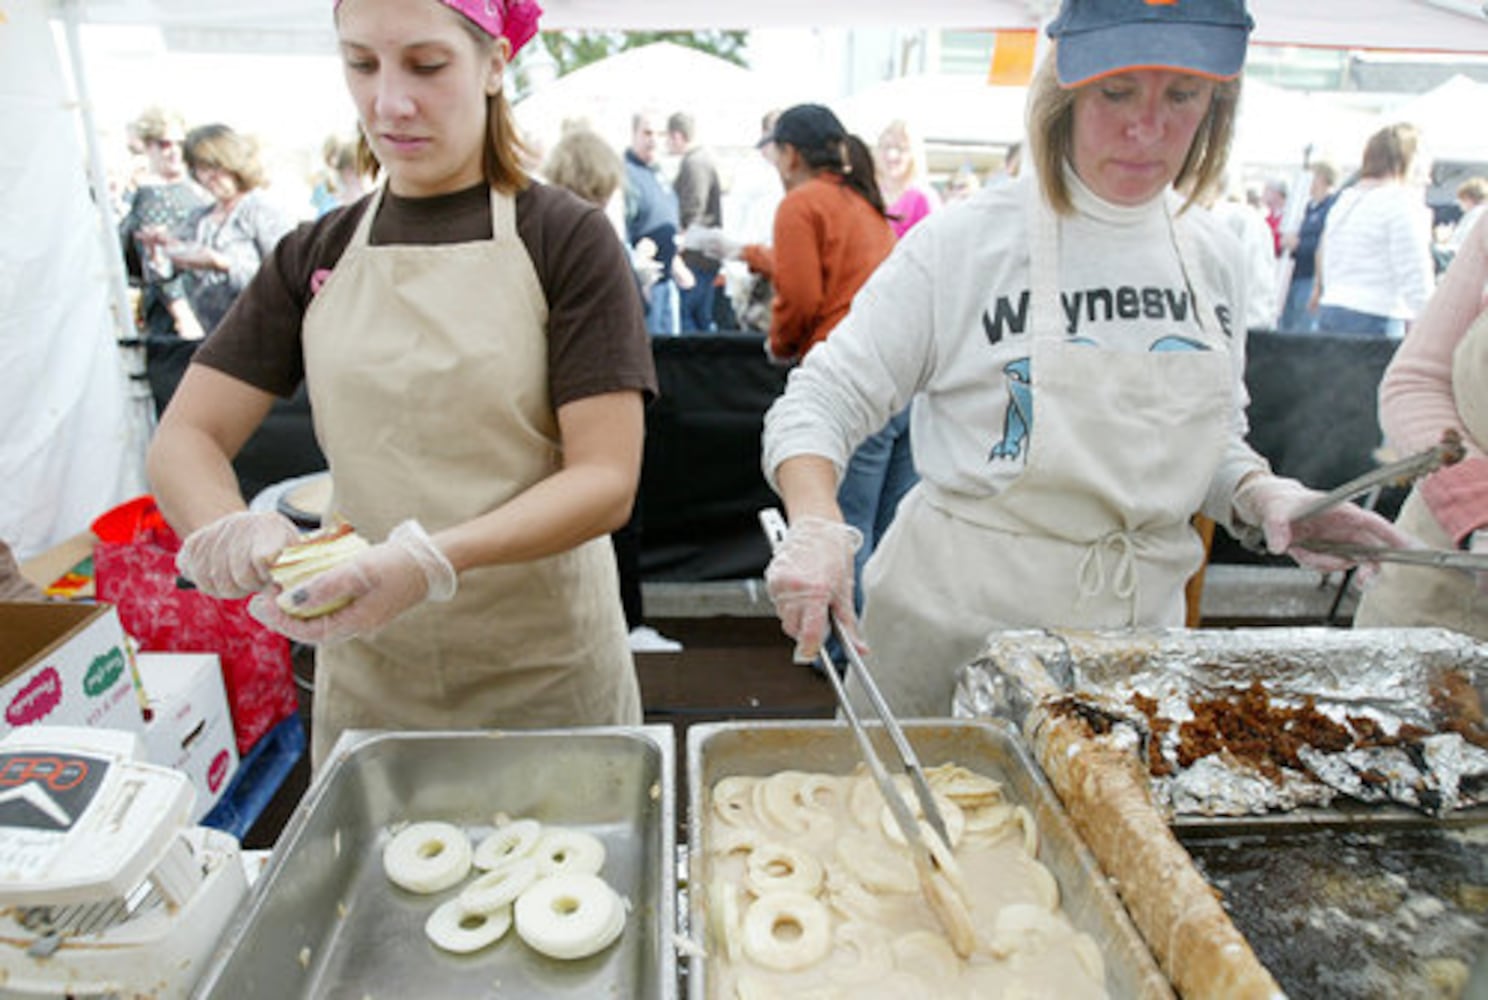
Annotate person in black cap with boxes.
[760,0,1414,718]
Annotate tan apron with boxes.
[851,188,1232,717]
[1354,311,1488,639]
[301,186,640,766]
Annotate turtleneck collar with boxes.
[1063,160,1169,228]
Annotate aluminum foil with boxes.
[953,626,1488,817]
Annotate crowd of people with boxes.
[66,0,1478,767]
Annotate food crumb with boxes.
[298,946,311,968]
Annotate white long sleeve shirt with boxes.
[1318,181,1434,322]
[763,171,1269,527]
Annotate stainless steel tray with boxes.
[684,718,1174,999]
[193,726,677,999]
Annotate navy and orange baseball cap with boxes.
[1046,0,1254,88]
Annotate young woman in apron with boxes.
[151,0,650,766]
[1354,214,1488,640]
[761,0,1413,717]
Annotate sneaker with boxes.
[628,625,683,653]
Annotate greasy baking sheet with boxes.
[957,626,1488,818]
[1177,821,1488,1000]
[684,719,1174,1000]
[193,727,676,999]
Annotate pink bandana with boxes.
[336,0,543,55]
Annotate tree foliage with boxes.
[511,30,748,97]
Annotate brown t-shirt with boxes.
[193,180,656,408]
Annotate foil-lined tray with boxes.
[954,626,1488,818]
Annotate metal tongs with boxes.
[759,508,975,952]
[1239,429,1478,570]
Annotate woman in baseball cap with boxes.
[150,0,656,767]
[760,0,1413,788]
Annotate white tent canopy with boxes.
[48,0,1488,53]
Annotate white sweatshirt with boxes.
[1318,181,1434,321]
[763,171,1269,527]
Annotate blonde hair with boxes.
[184,124,268,190]
[877,118,927,184]
[1458,176,1488,207]
[1025,51,1240,216]
[132,106,186,145]
[543,128,623,207]
[341,7,530,193]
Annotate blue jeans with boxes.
[679,266,718,333]
[823,406,917,667]
[1316,304,1404,339]
[1277,275,1318,333]
[645,279,679,335]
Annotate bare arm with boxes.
[435,390,645,573]
[147,364,277,533]
[775,454,844,525]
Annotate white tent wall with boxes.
[2,1,146,562]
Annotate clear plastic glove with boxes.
[764,516,863,664]
[248,519,457,644]
[681,226,742,262]
[1232,475,1416,578]
[177,510,302,599]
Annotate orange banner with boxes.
[987,29,1038,87]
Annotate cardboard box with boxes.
[137,653,240,824]
[0,603,143,735]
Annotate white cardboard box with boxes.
[0,603,143,736]
[136,653,240,824]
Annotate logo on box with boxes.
[6,668,62,727]
[84,648,125,698]
[209,749,232,793]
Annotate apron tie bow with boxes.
[1077,530,1139,622]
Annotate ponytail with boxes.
[842,135,889,219]
[797,133,889,220]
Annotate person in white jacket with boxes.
[760,0,1413,718]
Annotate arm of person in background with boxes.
[740,242,774,280]
[766,197,825,362]
[1379,212,1488,551]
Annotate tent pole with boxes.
[56,0,156,455]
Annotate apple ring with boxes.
[744,842,823,897]
[532,828,606,877]
[741,891,832,972]
[473,817,542,871]
[460,857,539,915]
[424,896,512,954]
[707,878,743,964]
[879,792,964,849]
[382,821,472,894]
[514,873,625,960]
[711,775,757,828]
[927,764,1005,810]
[1013,805,1039,857]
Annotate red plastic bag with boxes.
[92,497,297,755]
